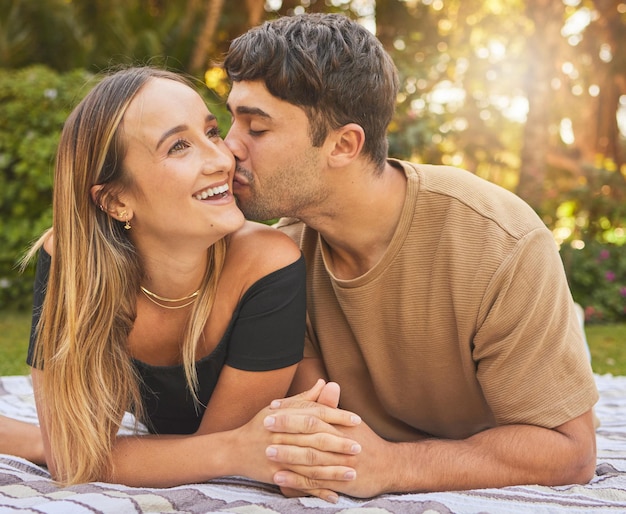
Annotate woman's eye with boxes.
[206,127,221,139]
[169,139,190,154]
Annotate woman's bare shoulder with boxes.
[42,230,54,255]
[226,221,302,279]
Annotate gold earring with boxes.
[120,211,131,230]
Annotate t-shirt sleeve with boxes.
[274,218,305,245]
[473,228,598,428]
[26,248,51,368]
[303,316,321,359]
[225,253,306,371]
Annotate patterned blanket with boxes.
[1,374,625,513]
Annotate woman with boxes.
[15,66,309,487]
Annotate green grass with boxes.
[587,323,626,376]
[0,310,625,376]
[0,310,32,375]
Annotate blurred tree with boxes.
[0,1,34,67]
[377,0,531,193]
[189,0,225,73]
[0,0,85,70]
[517,0,565,210]
[580,0,626,168]
[538,0,626,243]
[0,0,624,225]
[1,0,625,315]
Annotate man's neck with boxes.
[305,161,407,280]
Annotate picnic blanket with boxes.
[1,373,626,513]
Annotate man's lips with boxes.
[233,171,250,187]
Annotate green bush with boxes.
[553,162,626,324]
[0,66,95,309]
[561,241,626,324]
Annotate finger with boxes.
[272,379,326,409]
[266,443,358,469]
[317,382,340,408]
[274,469,354,492]
[267,432,361,456]
[280,486,340,504]
[275,464,355,484]
[264,408,361,433]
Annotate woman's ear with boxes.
[90,184,107,212]
[327,123,365,168]
[90,184,132,223]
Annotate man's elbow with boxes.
[567,441,596,485]
[542,410,597,486]
[554,426,597,485]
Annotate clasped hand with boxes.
[262,379,395,502]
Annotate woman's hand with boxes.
[234,379,361,503]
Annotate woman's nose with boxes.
[224,129,244,160]
[201,142,235,175]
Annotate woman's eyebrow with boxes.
[156,125,187,150]
[155,114,218,150]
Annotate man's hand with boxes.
[265,403,398,498]
[262,406,598,498]
[235,379,362,503]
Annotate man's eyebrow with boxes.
[226,104,272,119]
[156,114,217,150]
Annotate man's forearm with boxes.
[385,414,596,494]
[267,409,597,498]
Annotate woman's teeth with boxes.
[195,184,229,200]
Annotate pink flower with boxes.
[606,271,616,282]
[620,287,626,298]
[599,249,610,260]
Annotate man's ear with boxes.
[327,123,365,168]
[90,184,132,222]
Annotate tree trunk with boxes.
[375,0,412,50]
[189,0,225,75]
[517,0,564,211]
[245,0,265,27]
[590,0,625,168]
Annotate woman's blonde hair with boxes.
[27,67,226,484]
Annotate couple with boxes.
[1,13,597,503]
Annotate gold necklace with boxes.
[140,286,200,310]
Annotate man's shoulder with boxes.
[402,161,546,238]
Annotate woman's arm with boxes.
[197,364,298,434]
[0,415,44,464]
[33,369,360,488]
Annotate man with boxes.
[223,12,598,501]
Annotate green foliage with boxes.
[1,0,625,321]
[554,162,626,323]
[561,241,626,324]
[0,0,267,78]
[548,162,626,243]
[0,0,205,73]
[0,66,95,309]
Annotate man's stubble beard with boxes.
[235,154,326,223]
